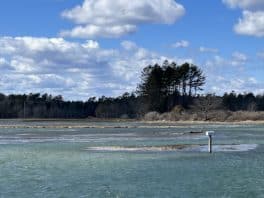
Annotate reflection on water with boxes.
[0,121,264,197]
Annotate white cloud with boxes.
[199,47,219,53]
[0,57,7,65]
[113,41,192,81]
[60,0,185,38]
[232,51,247,62]
[234,11,264,37]
[209,76,263,95]
[223,0,264,37]
[0,36,193,100]
[10,57,37,73]
[248,77,257,84]
[0,36,262,99]
[82,40,99,49]
[222,0,264,10]
[205,53,247,71]
[61,24,137,39]
[121,41,138,51]
[0,37,116,99]
[202,53,264,95]
[171,40,189,48]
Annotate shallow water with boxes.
[0,121,264,197]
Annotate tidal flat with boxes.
[0,120,264,197]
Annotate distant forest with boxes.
[0,60,264,119]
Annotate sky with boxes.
[0,0,264,100]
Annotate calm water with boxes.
[0,121,264,197]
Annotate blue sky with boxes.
[0,0,263,100]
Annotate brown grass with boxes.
[143,110,264,122]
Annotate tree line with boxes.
[0,93,97,118]
[0,61,263,119]
[223,92,264,111]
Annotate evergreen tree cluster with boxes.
[138,61,206,112]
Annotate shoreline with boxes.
[0,119,263,129]
[0,118,264,123]
[139,120,264,125]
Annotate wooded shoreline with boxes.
[0,61,263,120]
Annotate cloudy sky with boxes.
[0,0,264,100]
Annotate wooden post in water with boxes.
[206,131,214,153]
